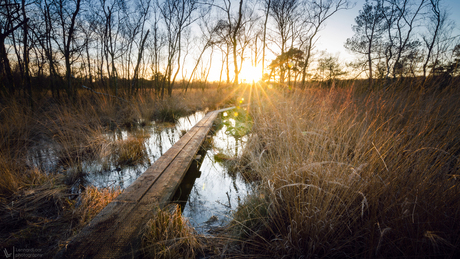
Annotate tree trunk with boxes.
[232,0,244,86]
[64,0,81,99]
[368,49,373,88]
[131,30,150,95]
[22,0,32,105]
[262,0,271,77]
[0,37,15,95]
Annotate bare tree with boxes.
[211,19,232,84]
[210,0,256,85]
[158,0,200,97]
[54,0,82,98]
[421,0,453,79]
[21,0,31,100]
[345,0,387,88]
[299,0,351,87]
[130,0,152,95]
[0,0,27,95]
[184,11,217,93]
[92,0,129,96]
[267,0,300,84]
[384,0,425,79]
[261,0,271,77]
[147,5,164,96]
[36,0,61,97]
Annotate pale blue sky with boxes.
[315,0,460,62]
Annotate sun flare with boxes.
[239,65,262,83]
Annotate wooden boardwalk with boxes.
[55,108,233,259]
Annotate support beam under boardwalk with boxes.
[55,108,232,259]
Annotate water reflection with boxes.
[172,118,252,234]
[26,109,252,234]
[85,111,206,189]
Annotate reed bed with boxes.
[227,82,460,258]
[0,87,229,255]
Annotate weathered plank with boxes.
[55,109,226,259]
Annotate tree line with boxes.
[345,0,460,88]
[0,0,458,101]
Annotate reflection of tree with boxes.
[167,127,176,146]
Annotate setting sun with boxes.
[239,65,262,83]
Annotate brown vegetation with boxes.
[0,87,229,255]
[142,204,203,258]
[224,79,460,258]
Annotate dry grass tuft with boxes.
[74,186,122,225]
[112,136,149,166]
[142,204,203,259]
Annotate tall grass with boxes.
[142,204,203,258]
[75,186,123,226]
[0,88,229,195]
[228,82,460,258]
[0,87,229,255]
[0,100,46,196]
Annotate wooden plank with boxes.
[142,111,219,207]
[55,110,223,259]
[117,111,215,202]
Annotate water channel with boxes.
[67,111,252,233]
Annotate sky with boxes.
[315,0,460,63]
[206,0,460,82]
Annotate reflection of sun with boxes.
[239,65,262,83]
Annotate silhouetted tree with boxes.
[315,52,347,84]
[299,0,351,87]
[159,0,200,97]
[0,0,27,95]
[269,47,304,87]
[345,0,387,88]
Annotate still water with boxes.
[173,117,251,233]
[86,112,207,189]
[89,111,252,233]
[27,110,251,233]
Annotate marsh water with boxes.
[172,115,251,233]
[85,112,208,190]
[29,110,251,233]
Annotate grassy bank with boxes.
[4,80,459,258]
[223,81,460,258]
[0,87,230,254]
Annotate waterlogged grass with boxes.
[225,82,460,258]
[142,204,203,258]
[112,136,149,166]
[0,87,231,256]
[0,88,230,194]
